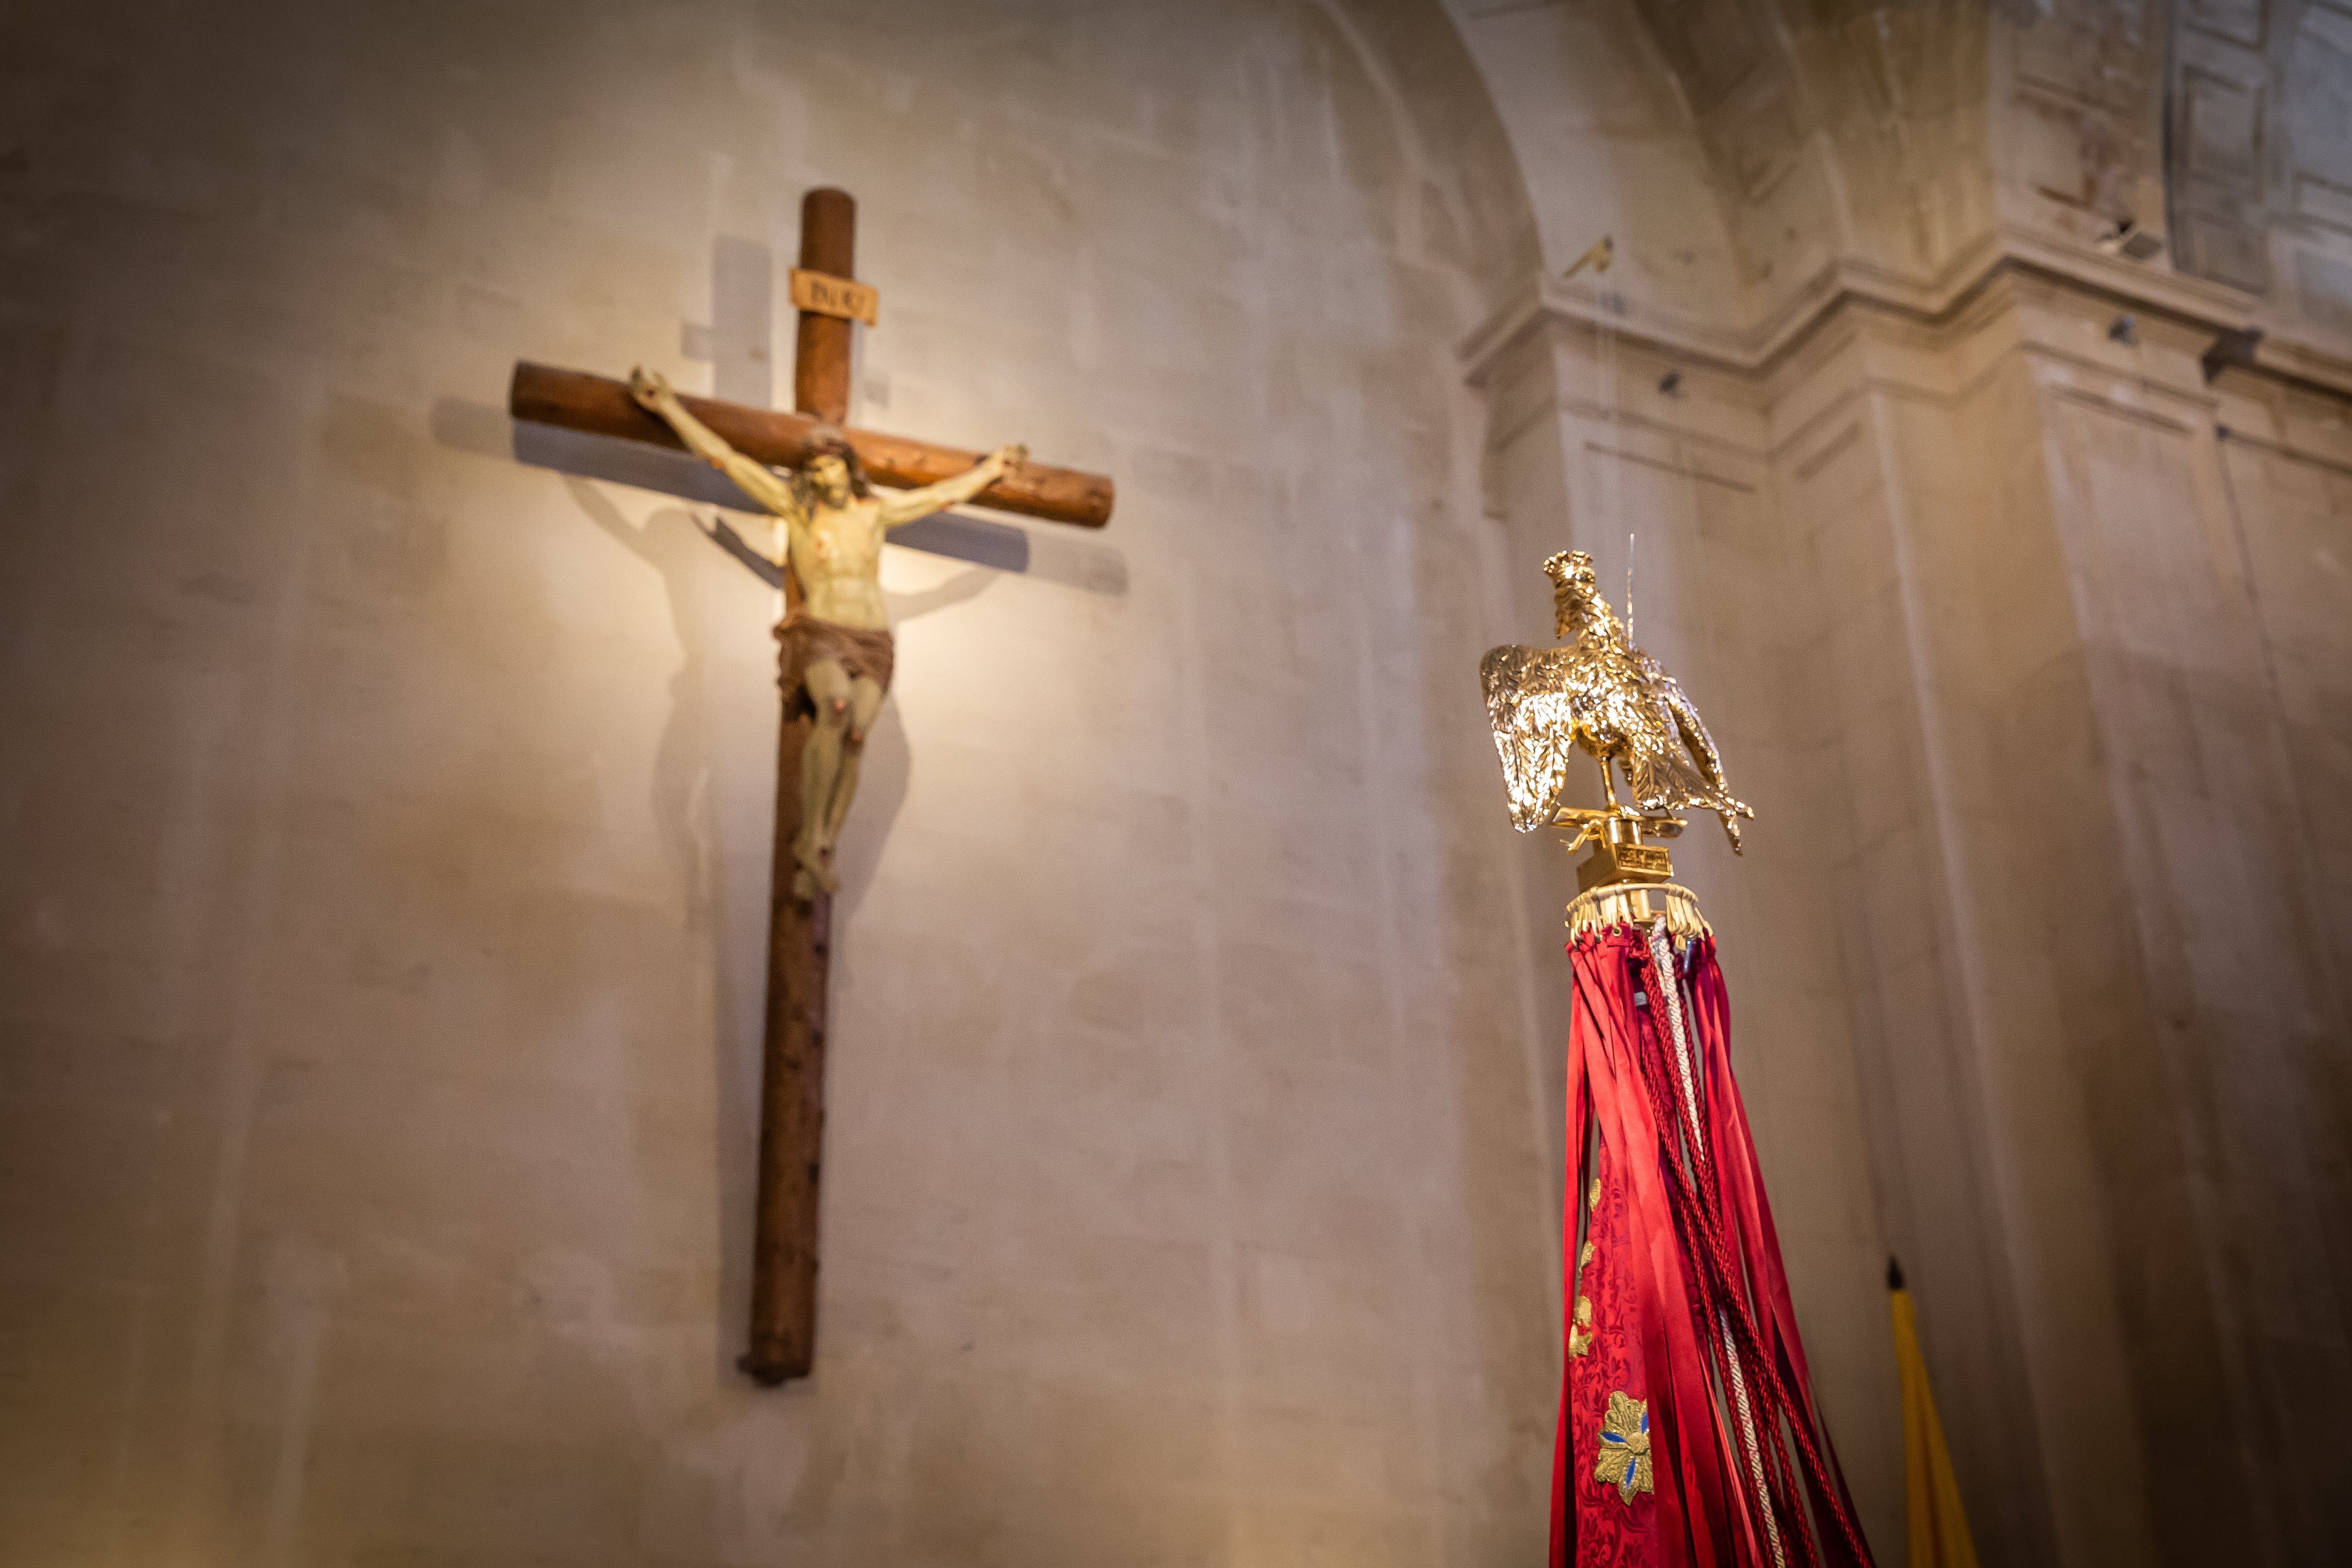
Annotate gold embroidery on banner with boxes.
[1569,1295,1596,1357]
[1571,1185,1600,1356]
[1595,1391,1654,1504]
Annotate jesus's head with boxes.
[790,426,871,510]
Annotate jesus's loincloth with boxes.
[774,611,896,722]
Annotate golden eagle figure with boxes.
[1480,550,1752,849]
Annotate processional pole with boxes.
[1479,551,1876,1568]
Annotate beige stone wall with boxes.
[1455,4,2352,1558]
[1473,251,2352,1568]
[0,1,1563,1563]
[1477,263,2352,1568]
[6,0,2352,1564]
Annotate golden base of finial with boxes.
[1556,807,1684,891]
[1565,881,1709,941]
[1554,808,1705,937]
[1576,836,1672,892]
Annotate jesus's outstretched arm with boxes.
[877,443,1027,527]
[628,366,804,522]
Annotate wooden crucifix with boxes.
[509,188,1113,1384]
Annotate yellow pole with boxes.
[1888,1260,1980,1568]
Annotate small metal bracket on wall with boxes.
[2202,326,2263,383]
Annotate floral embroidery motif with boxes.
[1569,1294,1596,1356]
[1595,1390,1653,1504]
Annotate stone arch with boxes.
[1444,0,1994,335]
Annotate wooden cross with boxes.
[509,188,1113,1383]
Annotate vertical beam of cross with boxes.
[794,189,855,424]
[739,188,856,1385]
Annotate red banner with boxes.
[1552,927,1875,1568]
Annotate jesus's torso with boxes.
[784,498,890,630]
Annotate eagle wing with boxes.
[1621,746,1714,814]
[1481,643,1588,833]
[1629,657,1751,848]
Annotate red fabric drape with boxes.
[1551,927,1875,1568]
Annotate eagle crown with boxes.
[1544,550,1622,645]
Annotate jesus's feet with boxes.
[791,837,840,902]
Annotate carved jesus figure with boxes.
[628,366,1025,899]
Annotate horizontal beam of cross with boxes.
[510,362,1114,529]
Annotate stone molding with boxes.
[1459,223,2352,403]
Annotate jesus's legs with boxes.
[819,675,886,858]
[792,661,886,900]
[795,659,853,899]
